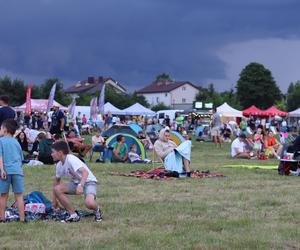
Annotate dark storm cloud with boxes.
[0,0,300,90]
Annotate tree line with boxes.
[0,62,299,111]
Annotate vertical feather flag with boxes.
[98,83,106,115]
[90,97,98,121]
[46,82,57,113]
[68,98,76,120]
[25,83,32,114]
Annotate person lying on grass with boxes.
[51,140,103,222]
[0,119,25,222]
[231,133,255,159]
[154,128,191,177]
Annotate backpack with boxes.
[23,191,52,213]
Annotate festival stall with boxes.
[122,103,155,116]
[242,105,265,117]
[288,108,300,117]
[14,99,66,112]
[216,103,243,118]
[262,106,288,117]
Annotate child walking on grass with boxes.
[0,119,25,222]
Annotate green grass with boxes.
[1,141,300,249]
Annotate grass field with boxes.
[1,140,300,250]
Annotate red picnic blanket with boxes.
[109,169,225,180]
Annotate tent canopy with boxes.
[289,107,300,117]
[242,105,264,116]
[122,103,155,116]
[263,106,288,117]
[104,102,124,115]
[216,102,243,117]
[14,99,66,112]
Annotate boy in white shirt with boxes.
[51,141,103,222]
[231,134,252,159]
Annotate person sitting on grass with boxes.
[231,133,255,159]
[128,144,150,163]
[38,132,54,164]
[51,140,103,222]
[0,119,25,222]
[16,131,29,154]
[264,130,283,160]
[91,128,107,163]
[111,134,128,163]
[66,130,92,157]
[154,128,191,177]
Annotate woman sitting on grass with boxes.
[264,130,283,159]
[16,131,29,153]
[154,128,191,177]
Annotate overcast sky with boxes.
[0,0,300,92]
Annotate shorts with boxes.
[253,143,262,150]
[211,127,220,136]
[67,181,97,198]
[0,174,24,194]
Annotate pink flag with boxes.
[25,83,32,114]
[90,97,97,121]
[46,82,57,113]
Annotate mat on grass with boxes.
[109,169,225,180]
[223,165,277,170]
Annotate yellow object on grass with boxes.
[223,165,277,170]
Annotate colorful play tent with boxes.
[129,123,143,135]
[170,131,185,146]
[263,106,288,117]
[242,105,264,116]
[14,99,66,112]
[216,102,243,117]
[105,133,146,160]
[102,125,138,138]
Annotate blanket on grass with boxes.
[223,165,277,170]
[109,169,225,180]
[5,207,94,222]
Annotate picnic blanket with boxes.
[109,169,225,180]
[223,165,277,170]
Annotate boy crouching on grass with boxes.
[0,119,25,222]
[51,140,103,222]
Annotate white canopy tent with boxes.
[289,108,300,117]
[14,99,67,112]
[122,103,155,116]
[216,102,243,117]
[73,102,124,119]
[104,102,124,115]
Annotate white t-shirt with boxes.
[56,154,97,183]
[231,138,246,157]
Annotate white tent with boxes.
[103,102,124,115]
[14,99,66,112]
[122,103,155,116]
[73,102,124,119]
[216,102,243,117]
[289,108,300,117]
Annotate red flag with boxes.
[25,83,32,114]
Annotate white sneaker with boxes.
[290,169,300,176]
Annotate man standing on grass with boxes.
[51,140,103,222]
[0,96,16,127]
[211,107,222,148]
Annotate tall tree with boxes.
[236,62,282,109]
[155,73,171,82]
[287,81,300,111]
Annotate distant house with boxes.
[65,76,127,95]
[136,80,200,109]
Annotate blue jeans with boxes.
[93,144,108,160]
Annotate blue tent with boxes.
[105,133,146,160]
[129,123,143,135]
